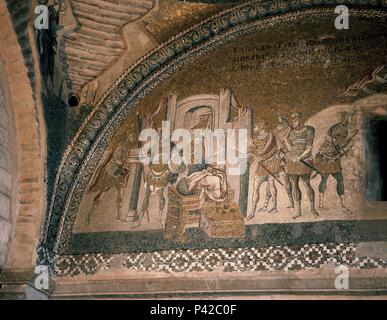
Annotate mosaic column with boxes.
[239,164,249,217]
[127,163,144,221]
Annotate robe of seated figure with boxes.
[176,164,228,207]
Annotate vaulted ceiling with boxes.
[59,0,157,96]
[50,0,227,107]
[4,0,230,107]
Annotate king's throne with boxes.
[162,88,251,242]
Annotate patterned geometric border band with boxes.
[53,242,387,277]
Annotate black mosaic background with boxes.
[69,219,387,254]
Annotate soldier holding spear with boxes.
[314,111,358,213]
[283,112,319,220]
[247,120,283,220]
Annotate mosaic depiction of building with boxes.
[1,0,387,298]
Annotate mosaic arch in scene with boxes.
[37,1,387,284]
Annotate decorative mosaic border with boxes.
[53,242,387,277]
[39,1,387,265]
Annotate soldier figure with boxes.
[247,120,281,220]
[134,158,178,229]
[285,112,319,219]
[257,115,295,212]
[314,111,357,213]
[274,115,294,209]
[86,133,137,224]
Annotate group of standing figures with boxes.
[85,109,358,226]
[248,111,358,220]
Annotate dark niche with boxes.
[365,114,387,201]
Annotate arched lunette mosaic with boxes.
[39,0,387,266]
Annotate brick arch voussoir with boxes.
[0,1,46,270]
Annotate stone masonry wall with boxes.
[0,1,46,270]
[0,82,12,267]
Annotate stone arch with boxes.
[41,1,387,264]
[0,1,46,271]
[0,58,15,268]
